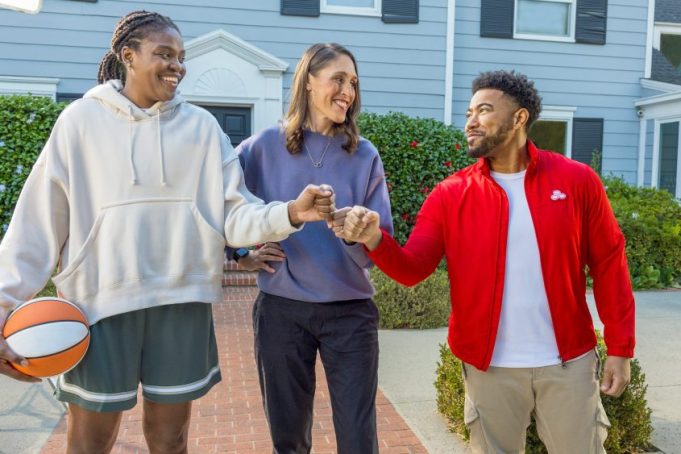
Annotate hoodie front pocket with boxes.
[53,198,225,301]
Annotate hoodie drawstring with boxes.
[127,105,167,187]
[128,106,138,185]
[157,112,166,186]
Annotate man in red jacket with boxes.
[332,70,635,453]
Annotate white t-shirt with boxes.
[489,170,561,367]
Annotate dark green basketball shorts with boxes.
[54,302,221,412]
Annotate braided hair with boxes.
[97,10,180,84]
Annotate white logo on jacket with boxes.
[550,190,567,201]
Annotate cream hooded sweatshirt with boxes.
[0,81,297,324]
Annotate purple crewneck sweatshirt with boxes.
[234,125,394,303]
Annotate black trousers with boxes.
[253,291,380,454]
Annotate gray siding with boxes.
[452,0,648,184]
[0,0,448,119]
[0,0,657,185]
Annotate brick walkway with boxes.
[41,287,428,453]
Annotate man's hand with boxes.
[331,206,382,250]
[0,311,41,383]
[288,184,335,225]
[600,356,630,397]
[236,243,286,274]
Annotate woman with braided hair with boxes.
[0,10,334,453]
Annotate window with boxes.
[514,0,576,41]
[281,0,417,23]
[528,106,575,157]
[481,0,605,44]
[651,24,681,84]
[660,34,681,74]
[0,0,41,13]
[530,121,569,154]
[321,0,381,16]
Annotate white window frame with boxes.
[0,76,58,100]
[534,106,575,158]
[652,117,681,198]
[0,0,42,14]
[321,0,381,17]
[652,22,681,80]
[513,0,577,43]
[653,23,681,51]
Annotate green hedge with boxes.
[435,333,653,453]
[371,267,450,329]
[1,100,679,290]
[358,112,472,244]
[0,95,66,237]
[604,175,681,289]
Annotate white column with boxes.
[443,0,455,125]
[637,117,646,187]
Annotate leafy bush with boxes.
[435,333,653,453]
[0,95,66,238]
[371,267,450,329]
[358,112,472,244]
[604,175,681,289]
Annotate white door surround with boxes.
[180,29,288,136]
[635,91,681,191]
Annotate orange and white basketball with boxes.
[2,297,90,377]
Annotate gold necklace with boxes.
[303,136,332,168]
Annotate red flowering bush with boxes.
[358,112,472,244]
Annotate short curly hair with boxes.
[472,70,542,130]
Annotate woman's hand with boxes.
[236,243,286,274]
[0,311,41,382]
[288,184,335,225]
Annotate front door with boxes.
[202,106,252,147]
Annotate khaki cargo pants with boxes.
[462,351,610,454]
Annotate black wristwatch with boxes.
[232,248,249,262]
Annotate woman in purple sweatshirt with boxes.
[231,43,393,453]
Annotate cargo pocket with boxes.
[464,395,489,453]
[463,395,480,426]
[594,401,611,452]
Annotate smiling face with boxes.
[305,54,358,135]
[464,89,521,159]
[120,27,186,108]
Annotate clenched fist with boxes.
[331,206,382,250]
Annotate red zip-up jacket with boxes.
[369,141,635,371]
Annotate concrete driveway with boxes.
[378,290,681,454]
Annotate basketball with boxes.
[2,297,90,377]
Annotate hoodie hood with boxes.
[84,79,184,120]
[83,80,185,185]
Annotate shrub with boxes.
[371,267,450,329]
[604,175,681,289]
[358,112,472,244]
[0,95,66,239]
[435,333,653,453]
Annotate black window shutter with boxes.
[382,0,419,23]
[480,0,513,39]
[281,0,320,17]
[572,118,603,168]
[575,0,607,45]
